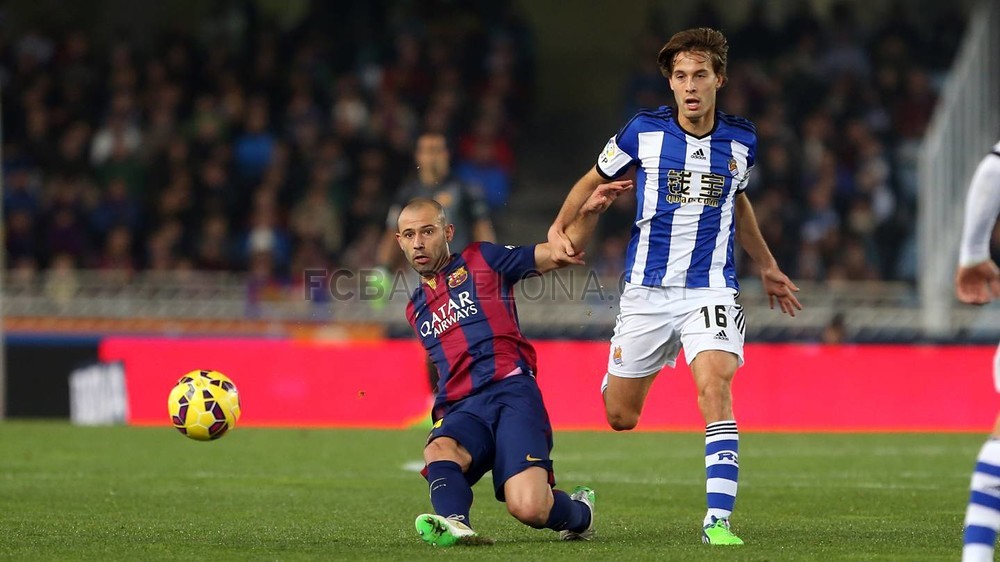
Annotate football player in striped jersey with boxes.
[956,141,1000,562]
[547,27,802,545]
[401,180,632,546]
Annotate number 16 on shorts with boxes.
[696,304,745,343]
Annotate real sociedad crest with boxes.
[728,158,739,175]
[447,266,468,288]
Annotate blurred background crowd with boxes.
[0,0,975,291]
[2,0,533,290]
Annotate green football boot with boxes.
[415,514,493,547]
[702,518,744,545]
[559,486,596,541]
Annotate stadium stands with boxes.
[1,0,992,341]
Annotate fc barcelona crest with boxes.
[728,158,739,175]
[447,266,468,288]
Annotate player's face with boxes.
[668,51,723,126]
[396,206,455,277]
[415,135,450,181]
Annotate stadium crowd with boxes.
[0,1,975,288]
[2,1,532,288]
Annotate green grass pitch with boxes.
[0,422,983,561]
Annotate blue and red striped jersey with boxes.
[406,242,539,417]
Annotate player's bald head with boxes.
[397,197,447,231]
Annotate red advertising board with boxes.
[101,338,998,431]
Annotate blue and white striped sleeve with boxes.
[596,116,640,179]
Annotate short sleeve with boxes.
[734,165,754,194]
[734,137,757,194]
[596,115,641,179]
[473,242,539,283]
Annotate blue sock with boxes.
[964,439,1000,561]
[426,460,473,528]
[541,489,590,532]
[704,420,739,526]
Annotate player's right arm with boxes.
[536,180,634,273]
[546,168,606,265]
[956,148,1000,304]
[548,119,641,266]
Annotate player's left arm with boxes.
[734,192,802,316]
[535,180,634,273]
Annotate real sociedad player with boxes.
[956,140,1000,562]
[546,27,802,545]
[398,180,632,546]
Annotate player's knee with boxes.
[506,498,549,528]
[698,382,723,405]
[423,437,462,464]
[606,409,639,431]
[698,375,731,403]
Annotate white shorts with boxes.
[607,284,746,378]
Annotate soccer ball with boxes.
[167,370,241,441]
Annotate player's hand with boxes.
[760,266,802,317]
[581,180,634,215]
[956,260,1000,304]
[546,223,585,266]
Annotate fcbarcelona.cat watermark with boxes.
[302,268,630,303]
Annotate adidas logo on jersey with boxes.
[691,148,707,160]
[713,330,728,341]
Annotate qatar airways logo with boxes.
[419,291,479,338]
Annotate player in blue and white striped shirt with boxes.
[957,141,1000,562]
[548,28,802,546]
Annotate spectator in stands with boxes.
[454,135,511,212]
[290,184,344,258]
[378,133,495,272]
[96,225,136,275]
[6,210,39,266]
[195,214,233,271]
[89,177,140,238]
[233,97,276,182]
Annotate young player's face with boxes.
[414,135,450,181]
[396,206,455,278]
[668,51,723,125]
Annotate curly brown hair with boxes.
[657,27,729,82]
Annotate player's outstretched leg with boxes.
[703,420,743,545]
[558,486,597,541]
[963,438,1000,561]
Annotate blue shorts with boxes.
[425,375,555,501]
